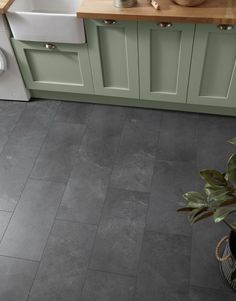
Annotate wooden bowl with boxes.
[173,0,206,6]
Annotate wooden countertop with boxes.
[0,0,14,15]
[77,0,236,24]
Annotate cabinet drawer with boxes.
[11,40,94,94]
[188,24,236,107]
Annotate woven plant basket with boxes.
[216,231,236,291]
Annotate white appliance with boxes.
[0,15,30,101]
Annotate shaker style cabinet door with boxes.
[138,22,195,103]
[11,39,94,94]
[85,19,139,99]
[188,24,236,107]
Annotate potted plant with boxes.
[178,138,236,291]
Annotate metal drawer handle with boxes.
[217,24,234,31]
[103,20,117,25]
[159,22,173,28]
[45,43,56,50]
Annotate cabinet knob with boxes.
[45,43,56,50]
[158,22,173,28]
[217,24,234,31]
[103,20,117,25]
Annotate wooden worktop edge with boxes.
[0,0,15,15]
[77,12,236,25]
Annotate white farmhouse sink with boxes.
[6,0,85,44]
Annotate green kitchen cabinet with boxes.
[188,24,236,107]
[138,22,195,103]
[11,39,94,94]
[85,19,139,99]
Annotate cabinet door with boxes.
[11,40,94,94]
[85,20,139,99]
[138,22,195,103]
[188,24,236,107]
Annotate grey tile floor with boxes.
[0,99,235,301]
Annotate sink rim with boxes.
[7,0,80,16]
[7,11,77,17]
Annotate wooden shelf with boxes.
[0,0,14,15]
[77,0,236,24]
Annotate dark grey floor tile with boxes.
[29,220,97,301]
[81,270,136,301]
[57,156,110,224]
[0,101,58,212]
[79,105,125,169]
[135,286,189,301]
[0,101,25,154]
[197,114,236,171]
[189,285,236,301]
[110,115,160,192]
[146,160,198,236]
[135,231,191,301]
[190,219,229,290]
[54,101,92,124]
[24,100,60,127]
[0,180,65,261]
[157,111,198,162]
[4,101,58,152]
[31,122,85,183]
[125,107,162,132]
[0,256,38,301]
[0,211,11,240]
[90,188,148,276]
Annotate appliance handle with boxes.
[0,49,7,76]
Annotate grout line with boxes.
[87,267,137,279]
[0,254,40,263]
[26,101,64,182]
[190,284,235,294]
[107,185,151,195]
[154,158,197,164]
[132,112,163,301]
[28,176,67,184]
[0,209,13,213]
[26,179,68,301]
[55,217,98,227]
[144,228,193,240]
[0,100,62,300]
[0,106,56,246]
[78,107,127,301]
[26,102,92,301]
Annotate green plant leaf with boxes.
[228,137,236,146]
[204,184,235,208]
[213,207,236,223]
[231,268,236,282]
[200,170,227,187]
[177,207,194,212]
[204,183,234,198]
[220,199,236,207]
[188,207,207,224]
[183,192,207,208]
[227,153,236,184]
[191,211,213,224]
